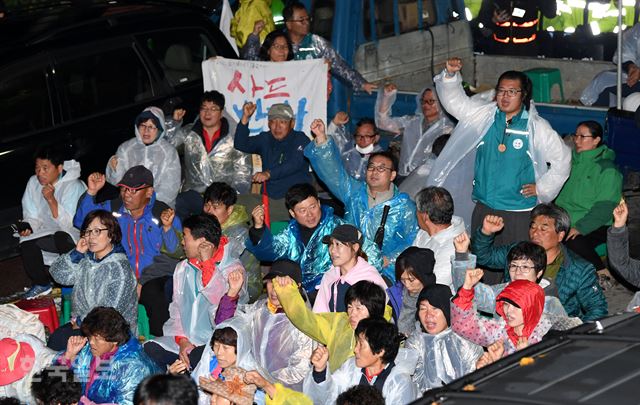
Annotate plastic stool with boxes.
[137,304,153,341]
[15,297,60,333]
[524,68,564,103]
[269,221,289,235]
[595,243,607,258]
[60,287,73,325]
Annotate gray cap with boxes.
[268,103,295,120]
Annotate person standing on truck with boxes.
[429,58,570,284]
[474,0,556,56]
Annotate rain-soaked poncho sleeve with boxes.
[451,287,506,348]
[451,253,503,314]
[266,383,312,405]
[49,250,84,286]
[375,87,415,134]
[434,70,491,122]
[105,140,130,187]
[614,22,640,66]
[327,121,351,153]
[152,140,181,207]
[312,34,366,91]
[163,117,184,147]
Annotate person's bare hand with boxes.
[310,346,329,372]
[244,370,270,391]
[18,225,32,237]
[252,171,271,183]
[168,359,189,374]
[310,119,327,144]
[482,215,504,235]
[613,200,628,228]
[383,83,397,95]
[487,339,505,362]
[42,184,56,202]
[227,270,244,298]
[383,256,390,268]
[627,64,640,87]
[521,183,537,198]
[252,20,266,36]
[476,351,492,368]
[178,338,195,368]
[210,394,231,405]
[136,283,142,299]
[463,268,484,290]
[362,82,378,95]
[160,208,175,232]
[453,232,470,253]
[109,156,118,171]
[332,111,349,126]
[566,227,581,240]
[445,57,462,75]
[516,336,529,350]
[87,173,106,196]
[65,336,87,361]
[76,236,89,254]
[197,241,215,262]
[173,108,186,122]
[241,102,257,124]
[251,205,265,229]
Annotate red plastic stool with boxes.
[15,297,60,333]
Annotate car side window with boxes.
[56,46,153,119]
[0,67,52,137]
[140,29,217,86]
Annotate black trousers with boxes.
[20,232,75,285]
[47,322,82,351]
[564,226,608,271]
[144,341,205,370]
[139,276,172,337]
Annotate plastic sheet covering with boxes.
[0,306,45,341]
[405,325,483,392]
[302,348,419,405]
[375,86,454,176]
[49,245,138,334]
[105,107,181,207]
[165,112,252,194]
[580,70,621,106]
[328,121,383,181]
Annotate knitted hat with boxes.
[416,284,453,326]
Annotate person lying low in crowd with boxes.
[305,118,417,281]
[106,106,180,208]
[405,284,483,392]
[20,146,86,300]
[303,317,418,405]
[246,183,381,296]
[74,166,182,337]
[471,204,607,321]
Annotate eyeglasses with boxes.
[508,264,536,274]
[120,186,150,195]
[288,16,312,23]
[355,134,376,140]
[496,88,522,97]
[138,124,158,132]
[271,43,289,51]
[83,228,108,238]
[574,134,595,140]
[421,99,436,105]
[200,107,221,113]
[366,165,393,173]
[204,201,225,210]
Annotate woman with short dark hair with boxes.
[48,210,137,351]
[58,307,160,405]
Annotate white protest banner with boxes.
[202,58,327,136]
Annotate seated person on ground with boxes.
[555,121,622,280]
[74,166,182,337]
[20,146,86,300]
[246,183,381,295]
[305,118,418,281]
[48,210,137,351]
[31,365,82,405]
[405,284,483,391]
[133,374,198,405]
[303,317,418,405]
[471,204,607,321]
[106,106,180,208]
[387,247,436,337]
[144,214,246,370]
[57,307,160,405]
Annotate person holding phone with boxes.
[19,146,86,300]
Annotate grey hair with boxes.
[415,186,454,225]
[530,203,571,234]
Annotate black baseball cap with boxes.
[321,224,363,245]
[117,165,154,189]
[263,259,302,285]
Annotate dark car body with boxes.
[416,312,640,405]
[0,1,237,258]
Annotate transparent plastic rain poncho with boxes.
[234,298,313,391]
[328,121,384,181]
[152,238,248,352]
[405,324,483,392]
[20,159,86,243]
[164,112,252,194]
[429,70,571,226]
[191,316,257,405]
[105,106,181,207]
[302,348,419,405]
[49,244,138,334]
[304,138,417,281]
[581,23,640,106]
[375,86,454,177]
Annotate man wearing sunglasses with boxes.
[74,165,183,336]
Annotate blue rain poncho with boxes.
[429,70,571,226]
[304,138,418,281]
[302,348,419,405]
[328,121,384,181]
[152,238,248,351]
[106,106,181,207]
[49,244,137,334]
[61,336,161,405]
[375,86,454,177]
[405,323,483,392]
[246,205,383,293]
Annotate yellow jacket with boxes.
[231,0,276,48]
[266,383,312,405]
